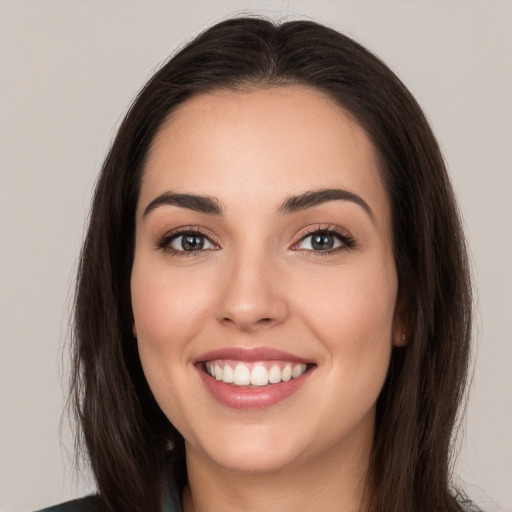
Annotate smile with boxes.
[204,360,309,387]
[195,347,315,409]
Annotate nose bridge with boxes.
[216,242,288,331]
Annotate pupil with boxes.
[182,235,204,251]
[312,233,334,250]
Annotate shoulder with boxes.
[34,492,181,512]
[34,495,105,512]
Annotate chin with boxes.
[187,424,309,475]
[208,446,300,475]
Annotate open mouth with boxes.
[201,360,315,387]
[194,347,316,409]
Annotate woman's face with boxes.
[131,86,401,475]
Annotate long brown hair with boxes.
[72,17,473,512]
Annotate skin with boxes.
[131,86,403,512]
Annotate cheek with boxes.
[296,256,397,374]
[130,259,217,429]
[131,260,215,352]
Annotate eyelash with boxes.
[156,227,218,258]
[292,225,356,256]
[156,225,356,257]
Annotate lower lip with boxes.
[197,366,313,410]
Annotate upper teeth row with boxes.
[205,362,308,387]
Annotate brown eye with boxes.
[169,233,215,252]
[298,231,343,251]
[311,233,335,250]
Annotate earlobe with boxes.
[132,324,138,338]
[394,331,407,347]
[392,293,409,347]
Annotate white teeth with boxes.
[282,364,292,381]
[250,365,269,386]
[292,363,307,379]
[233,363,251,386]
[222,364,234,383]
[268,364,282,384]
[206,361,309,386]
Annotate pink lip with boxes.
[194,346,315,410]
[194,346,310,364]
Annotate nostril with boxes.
[220,315,278,332]
[222,317,272,324]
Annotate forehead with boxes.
[140,86,390,226]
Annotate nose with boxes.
[215,250,289,333]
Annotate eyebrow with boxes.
[279,188,374,221]
[143,191,223,217]
[143,188,374,221]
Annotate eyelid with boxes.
[156,226,220,253]
[290,224,356,252]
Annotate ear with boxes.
[392,293,409,347]
[394,331,407,347]
[132,323,138,338]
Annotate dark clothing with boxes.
[36,496,105,512]
[35,490,180,512]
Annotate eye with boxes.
[299,232,342,251]
[294,228,355,253]
[158,229,218,254]
[169,233,215,252]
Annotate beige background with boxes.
[1,1,511,511]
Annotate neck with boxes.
[182,427,372,512]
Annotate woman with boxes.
[40,17,473,512]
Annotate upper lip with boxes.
[194,346,313,364]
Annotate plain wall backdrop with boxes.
[1,1,511,511]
